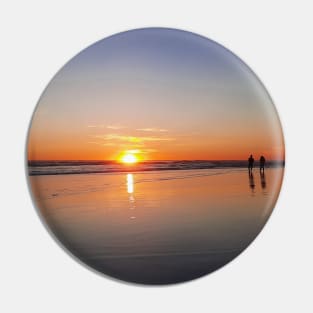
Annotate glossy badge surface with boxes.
[27,28,284,285]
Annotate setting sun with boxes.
[121,153,138,164]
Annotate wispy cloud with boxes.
[88,141,158,155]
[94,134,175,143]
[106,125,125,130]
[87,125,104,128]
[125,149,141,154]
[136,128,168,132]
[87,141,116,146]
[87,124,125,130]
[125,149,157,154]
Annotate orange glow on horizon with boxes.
[27,124,285,162]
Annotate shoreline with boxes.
[28,163,285,176]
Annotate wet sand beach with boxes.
[29,167,283,284]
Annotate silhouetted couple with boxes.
[248,154,266,174]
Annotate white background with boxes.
[1,1,312,312]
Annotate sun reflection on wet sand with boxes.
[126,173,136,219]
[127,173,134,194]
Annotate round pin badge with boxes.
[27,28,284,285]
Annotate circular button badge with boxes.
[27,28,284,285]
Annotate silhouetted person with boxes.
[259,155,266,173]
[248,154,254,173]
[260,171,266,189]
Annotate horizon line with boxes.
[28,158,285,162]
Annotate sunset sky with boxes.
[28,28,284,161]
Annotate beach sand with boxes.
[29,167,283,284]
